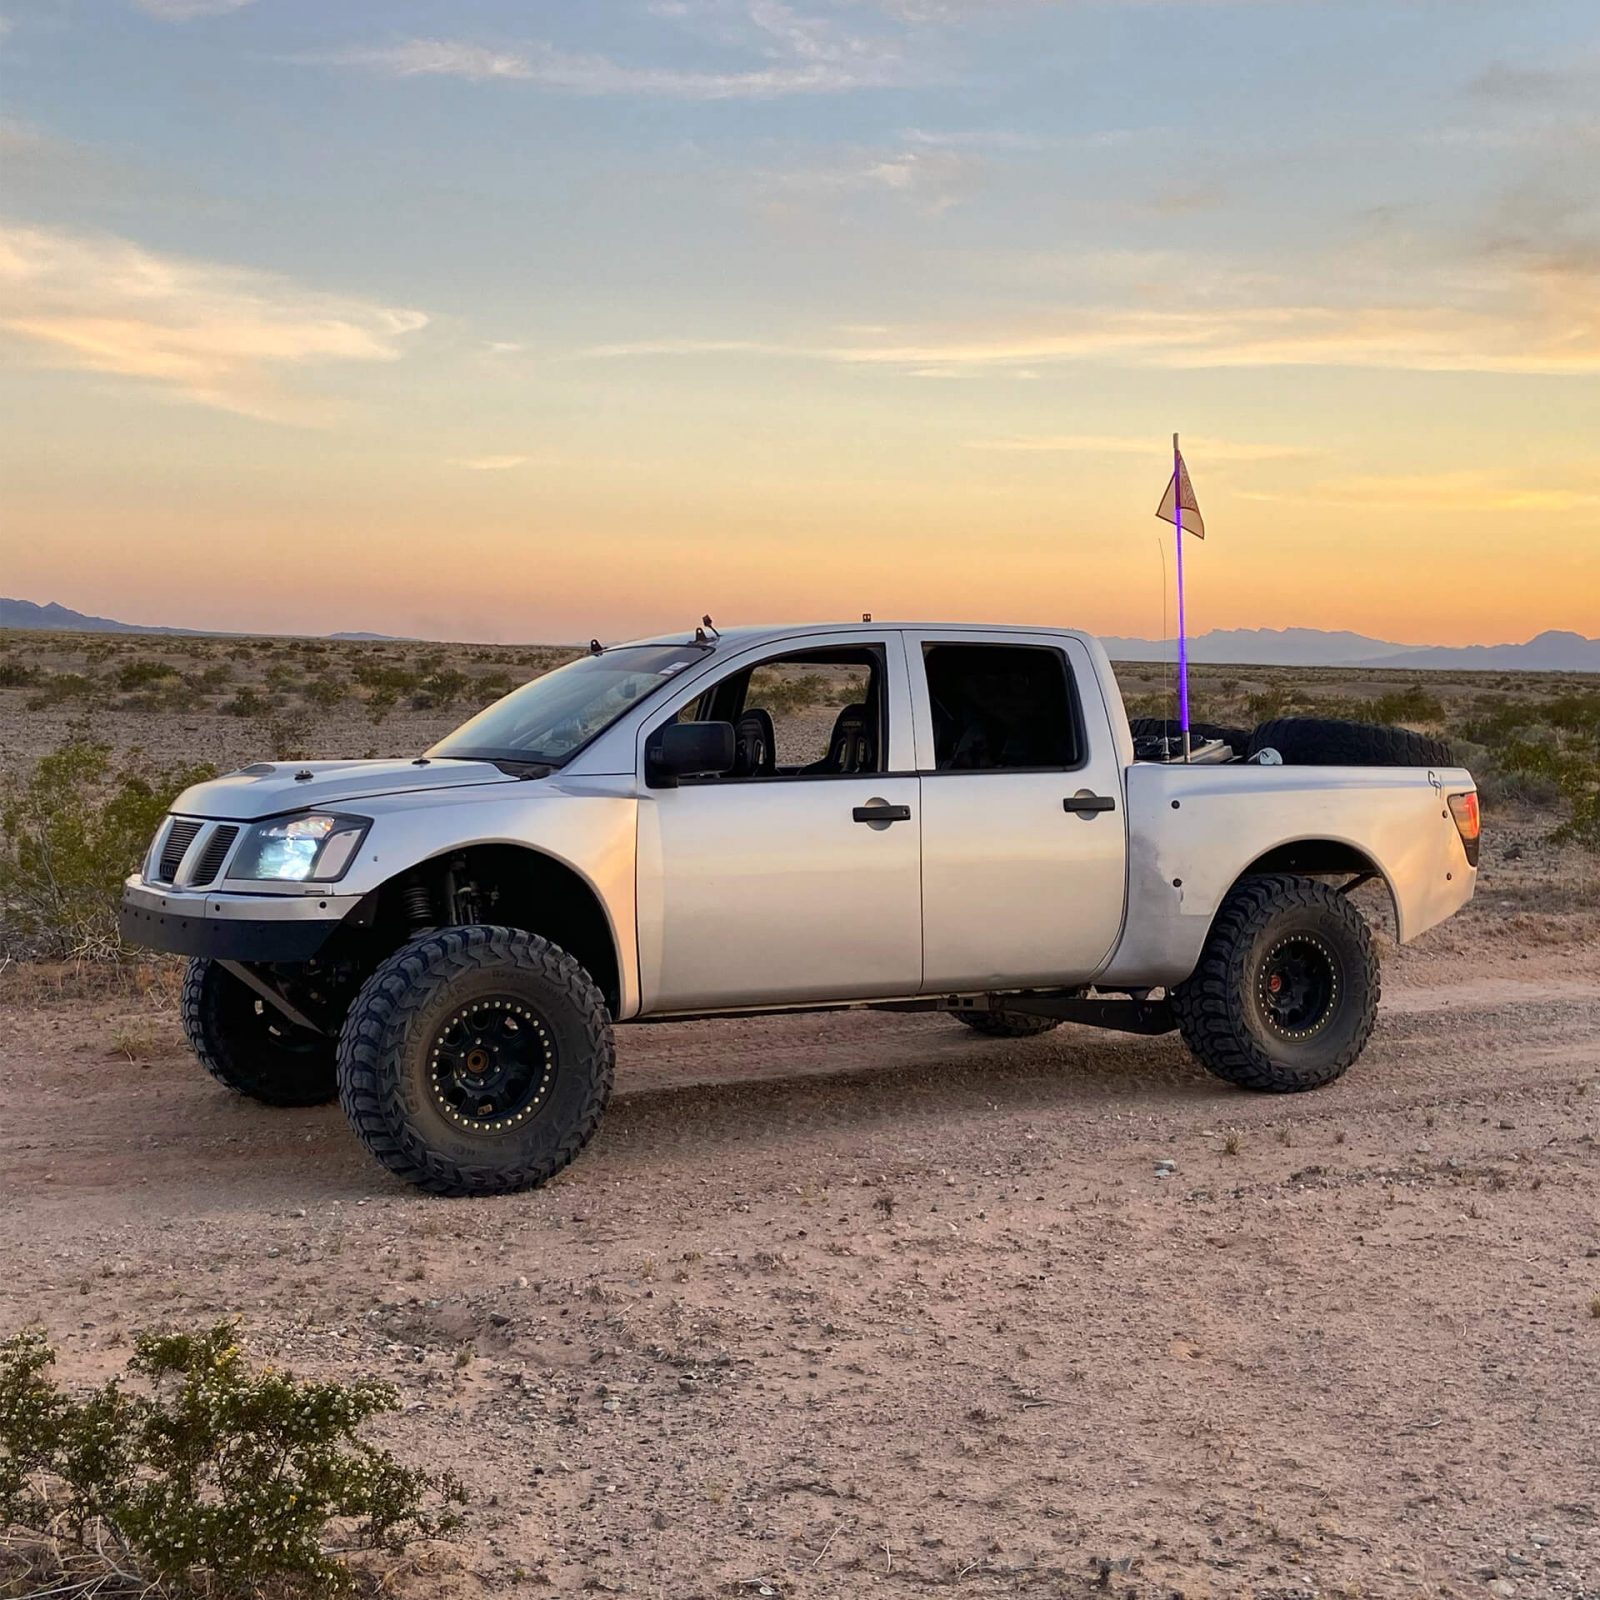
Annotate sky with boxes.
[1,0,1597,646]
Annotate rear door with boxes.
[907,631,1127,991]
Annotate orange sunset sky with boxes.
[1,0,1596,646]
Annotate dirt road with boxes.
[3,935,1598,1599]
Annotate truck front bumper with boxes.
[120,877,362,963]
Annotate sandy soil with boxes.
[3,834,1597,1599]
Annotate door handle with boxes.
[853,802,912,825]
[1063,792,1116,815]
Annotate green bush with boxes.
[26,671,101,710]
[0,740,213,959]
[0,661,37,689]
[115,660,181,691]
[0,1322,464,1599]
[223,687,269,718]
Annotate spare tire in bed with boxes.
[1247,717,1454,767]
[1128,717,1253,752]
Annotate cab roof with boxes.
[627,621,1098,651]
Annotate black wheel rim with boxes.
[427,996,556,1135]
[1256,934,1339,1041]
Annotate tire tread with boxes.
[335,926,614,1197]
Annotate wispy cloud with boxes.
[450,455,529,471]
[304,35,910,97]
[0,223,427,422]
[584,249,1600,377]
[758,144,982,212]
[1241,472,1600,513]
[132,0,255,19]
[966,434,1308,462]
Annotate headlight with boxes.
[228,813,370,883]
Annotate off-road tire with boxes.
[1247,717,1454,767]
[180,958,338,1107]
[1171,874,1379,1093]
[952,1009,1062,1038]
[1129,716,1252,754]
[336,926,614,1197]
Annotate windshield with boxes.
[428,644,707,766]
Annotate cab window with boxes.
[673,645,885,779]
[922,643,1080,771]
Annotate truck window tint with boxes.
[922,644,1079,771]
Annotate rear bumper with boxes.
[119,878,360,963]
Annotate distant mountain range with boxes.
[1102,625,1600,672]
[0,598,403,643]
[4,597,1597,672]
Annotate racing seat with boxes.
[805,702,877,774]
[732,708,776,777]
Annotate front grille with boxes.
[189,825,239,887]
[157,818,203,881]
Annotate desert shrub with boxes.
[473,670,516,700]
[422,667,472,704]
[1353,684,1445,725]
[115,659,180,691]
[0,661,37,688]
[1460,691,1600,846]
[353,663,421,696]
[194,663,233,693]
[243,708,313,762]
[303,673,347,709]
[1246,686,1290,721]
[0,740,213,959]
[223,687,269,718]
[0,1322,464,1599]
[26,671,101,710]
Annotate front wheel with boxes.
[181,958,338,1106]
[1171,875,1378,1092]
[336,926,614,1197]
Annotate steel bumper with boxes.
[119,878,361,963]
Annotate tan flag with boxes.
[1156,450,1204,539]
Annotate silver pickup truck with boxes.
[120,622,1480,1196]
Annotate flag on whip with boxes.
[1155,434,1204,760]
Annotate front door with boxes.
[908,632,1128,991]
[636,634,923,1012]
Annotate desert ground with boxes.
[2,629,1598,1598]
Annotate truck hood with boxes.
[171,759,520,821]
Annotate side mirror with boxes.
[649,721,736,786]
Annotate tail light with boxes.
[1447,791,1480,867]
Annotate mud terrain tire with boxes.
[1171,875,1378,1093]
[181,958,338,1107]
[953,1009,1062,1038]
[336,926,614,1197]
[1247,717,1454,767]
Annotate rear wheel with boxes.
[336,926,614,1196]
[952,1009,1062,1039]
[1171,875,1378,1092]
[181,958,337,1107]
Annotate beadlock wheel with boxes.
[427,996,557,1134]
[1256,933,1339,1042]
[336,926,614,1197]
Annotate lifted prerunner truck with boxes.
[120,623,1481,1196]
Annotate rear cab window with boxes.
[920,642,1083,772]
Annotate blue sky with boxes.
[1,0,1596,643]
